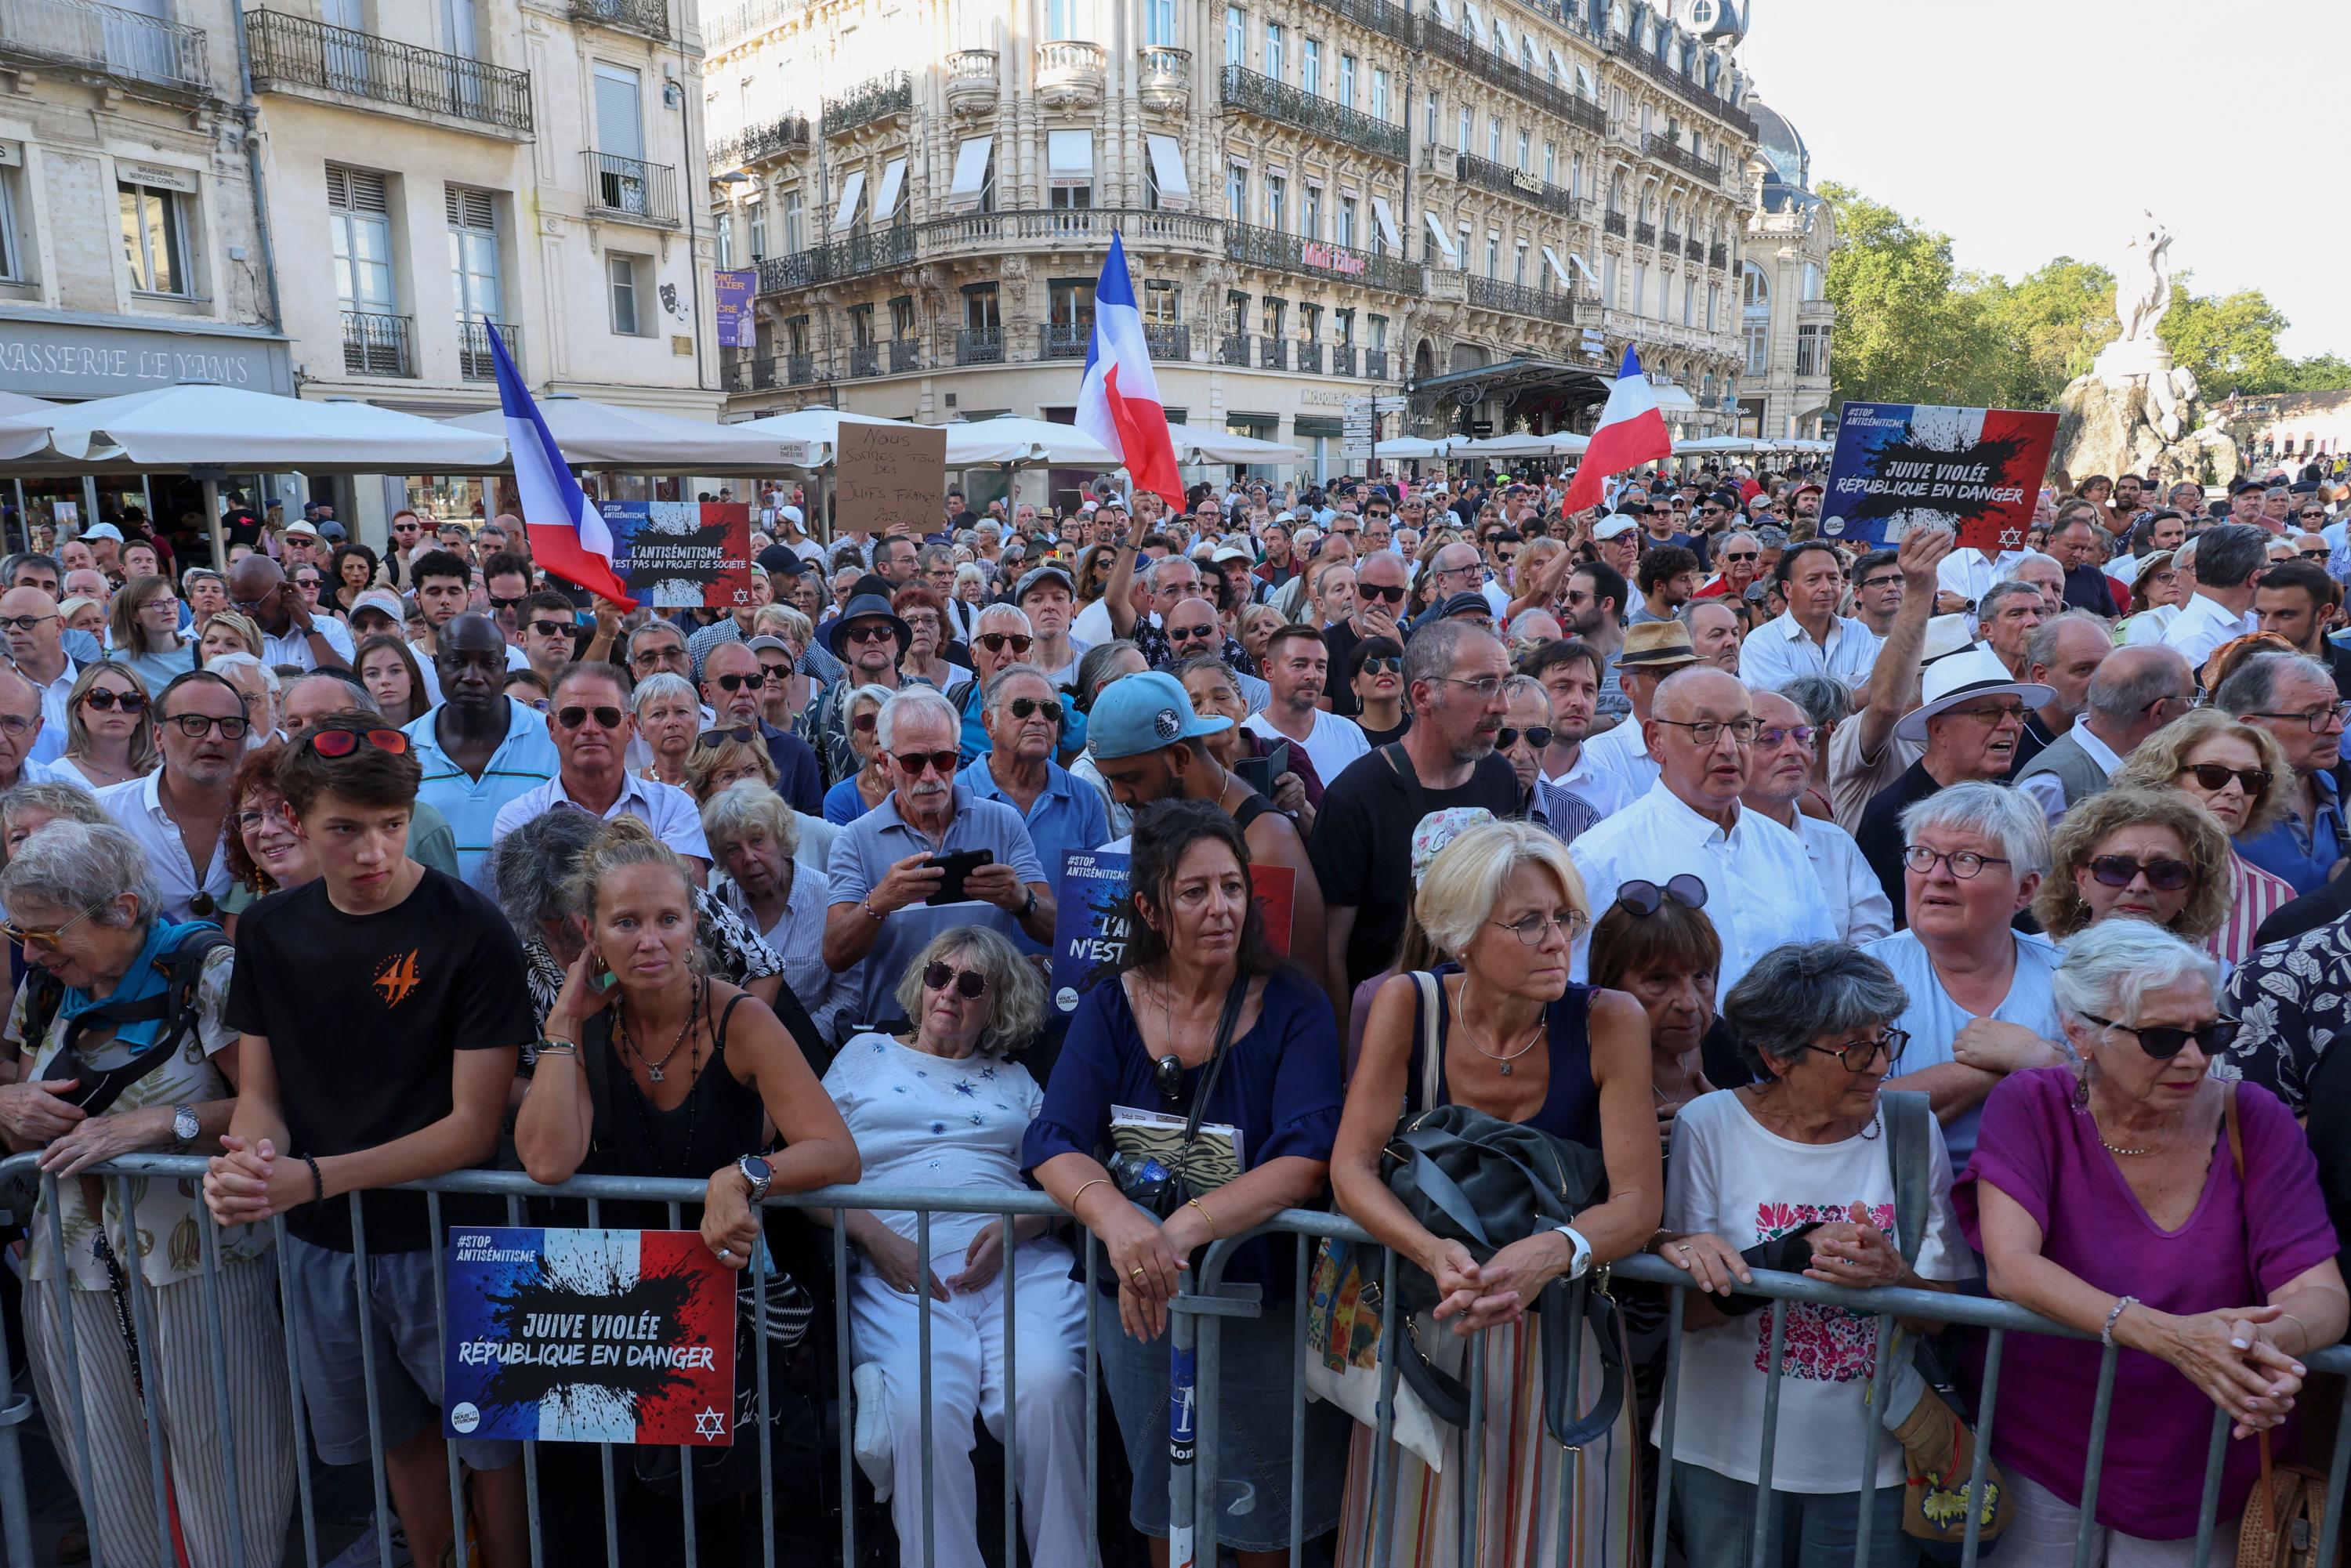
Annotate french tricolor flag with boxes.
[1076,233,1183,508]
[485,320,637,609]
[1559,346,1675,516]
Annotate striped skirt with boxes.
[1333,1306,1643,1568]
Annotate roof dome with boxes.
[1747,98,1809,191]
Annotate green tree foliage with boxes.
[1815,185,2342,410]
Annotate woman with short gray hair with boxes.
[630,669,699,790]
[821,682,901,825]
[1653,940,1972,1566]
[0,820,295,1566]
[702,780,855,1045]
[1964,919,2346,1559]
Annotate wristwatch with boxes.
[1552,1224,1593,1281]
[1018,887,1038,921]
[172,1105,199,1146]
[736,1153,774,1204]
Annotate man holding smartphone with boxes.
[822,686,1054,1033]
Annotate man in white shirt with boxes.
[96,669,243,920]
[1243,624,1368,785]
[487,662,710,877]
[2160,523,2269,678]
[1737,540,1882,691]
[0,586,80,764]
[1570,666,1834,994]
[1576,620,1701,810]
[1743,687,1892,943]
[226,556,354,673]
[2013,645,2193,824]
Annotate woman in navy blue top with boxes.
[1023,799,1347,1560]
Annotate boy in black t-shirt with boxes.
[204,716,534,1568]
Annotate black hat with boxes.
[756,542,810,576]
[824,593,911,659]
[1437,591,1494,621]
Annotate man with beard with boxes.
[1742,686,1892,943]
[1308,621,1519,1016]
[94,668,247,919]
[1853,646,2054,921]
[1087,671,1329,997]
[808,591,909,786]
[821,686,1053,1028]
[1322,551,1408,721]
[1243,624,1369,785]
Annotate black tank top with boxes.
[1407,972,1603,1147]
[580,991,760,1229]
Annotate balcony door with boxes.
[441,0,484,114]
[321,0,370,92]
[592,63,648,215]
[329,166,401,374]
[447,186,503,375]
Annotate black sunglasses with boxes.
[556,704,624,730]
[712,672,770,693]
[1358,656,1402,675]
[2086,853,2193,891]
[1358,582,1407,603]
[2180,762,2272,795]
[82,687,147,713]
[923,961,988,1000]
[1495,726,1553,751]
[2079,1012,2241,1061]
[1009,695,1065,723]
[1616,874,1708,916]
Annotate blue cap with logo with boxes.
[1086,671,1231,762]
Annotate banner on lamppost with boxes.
[714,270,758,348]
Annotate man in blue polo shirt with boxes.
[401,614,558,883]
[822,686,1054,1033]
[962,663,1108,950]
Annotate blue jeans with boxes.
[1675,1459,1907,1568]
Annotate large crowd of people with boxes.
[2,456,2350,1566]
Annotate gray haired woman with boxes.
[701,780,857,1045]
[632,669,700,790]
[0,820,293,1566]
[1652,940,1972,1567]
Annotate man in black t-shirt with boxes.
[1309,620,1521,1018]
[205,718,534,1568]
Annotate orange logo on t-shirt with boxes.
[374,950,423,1009]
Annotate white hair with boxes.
[875,685,959,751]
[1897,779,2051,878]
[630,670,696,715]
[1997,551,2063,583]
[206,650,280,694]
[973,603,1032,634]
[2049,918,2218,1029]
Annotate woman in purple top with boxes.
[1961,919,2347,1560]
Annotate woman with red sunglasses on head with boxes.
[817,925,1089,1568]
[2032,788,2231,948]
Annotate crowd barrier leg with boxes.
[831,1217,855,1568]
[1647,1292,1685,1568]
[2073,1341,2122,1568]
[585,1195,623,1568]
[1367,1245,1400,1568]
[346,1195,395,1568]
[1747,1301,1790,1565]
[1850,1312,1894,1568]
[192,1188,252,1563]
[0,1266,32,1568]
[118,1175,178,1559]
[426,1190,469,1568]
[753,1196,776,1568]
[1287,1242,1307,1568]
[1084,1237,1101,1566]
[917,1205,936,1568]
[36,1182,104,1567]
[1000,1202,1019,1568]
[269,1212,321,1568]
[666,1197,698,1568]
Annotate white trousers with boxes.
[849,1233,1090,1568]
[2004,1469,2243,1567]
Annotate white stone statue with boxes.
[2115,212,2175,347]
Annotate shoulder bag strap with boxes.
[1380,743,1432,839]
[1411,969,1444,1117]
[1881,1089,1935,1266]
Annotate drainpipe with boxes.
[672,31,708,398]
[230,6,284,333]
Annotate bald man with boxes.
[226,555,353,672]
[0,586,79,765]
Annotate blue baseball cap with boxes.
[1086,671,1231,762]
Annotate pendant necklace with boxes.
[619,977,700,1084]
[1457,984,1544,1075]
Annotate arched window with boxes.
[1742,260,1770,310]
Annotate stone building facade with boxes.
[705,0,1761,493]
[1733,96,1835,442]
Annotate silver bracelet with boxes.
[2102,1295,2139,1348]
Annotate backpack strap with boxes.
[1882,1088,1935,1266]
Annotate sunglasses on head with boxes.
[1616,874,1708,916]
[923,960,989,999]
[893,749,958,777]
[82,687,147,713]
[2079,1011,2241,1060]
[556,704,624,730]
[307,726,411,759]
[974,632,1033,654]
[696,726,759,751]
[2085,853,2193,891]
[1496,726,1552,751]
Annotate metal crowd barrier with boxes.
[1,1150,2346,1568]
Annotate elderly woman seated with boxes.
[494,806,816,1047]
[2031,788,2230,950]
[1961,919,2348,1561]
[1653,940,1972,1567]
[701,780,856,1046]
[820,928,1087,1568]
[0,820,294,1566]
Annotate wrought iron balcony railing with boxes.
[708,115,807,168]
[1709,243,1729,270]
[1603,209,1627,236]
[956,329,1003,366]
[1643,131,1722,186]
[1219,332,1249,367]
[1454,152,1581,218]
[1144,324,1190,360]
[1295,341,1324,375]
[583,152,679,226]
[1660,229,1683,254]
[246,11,531,132]
[1226,220,1425,296]
[457,320,520,381]
[1332,343,1357,377]
[1365,348,1389,379]
[847,342,879,378]
[570,0,667,41]
[1420,23,1603,133]
[755,208,1220,295]
[1304,0,1415,47]
[1219,64,1405,163]
[1634,219,1657,245]
[1615,43,1756,138]
[1466,275,1577,324]
[1039,323,1091,360]
[723,355,781,392]
[889,340,920,372]
[342,310,415,378]
[821,71,911,137]
[786,352,817,385]
[1,0,208,92]
[1258,336,1289,371]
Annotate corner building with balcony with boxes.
[706,0,1762,492]
[1733,95,1835,442]
[242,0,723,523]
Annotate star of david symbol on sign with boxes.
[1998,527,2023,549]
[694,1407,728,1443]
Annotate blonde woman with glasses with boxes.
[2112,708,2298,965]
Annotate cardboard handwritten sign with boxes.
[834,422,947,538]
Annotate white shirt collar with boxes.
[2070,715,2125,774]
[1639,777,1745,846]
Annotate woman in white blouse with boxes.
[819,927,1087,1568]
[699,781,856,1048]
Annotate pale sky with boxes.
[1738,0,2351,360]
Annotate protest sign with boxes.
[597,501,754,608]
[1817,403,2059,552]
[444,1227,736,1446]
[1048,846,1295,1013]
[834,422,947,539]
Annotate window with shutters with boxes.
[328,166,396,317]
[748,198,767,258]
[445,186,502,331]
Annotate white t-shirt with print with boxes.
[1659,1089,1970,1492]
[822,1031,1045,1261]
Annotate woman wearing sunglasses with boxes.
[1347,634,1410,747]
[1962,918,2346,1559]
[820,683,899,825]
[2112,710,2298,966]
[2033,788,2230,949]
[817,925,1089,1568]
[60,661,157,791]
[1652,940,1972,1566]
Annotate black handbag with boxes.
[1382,1101,1627,1448]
